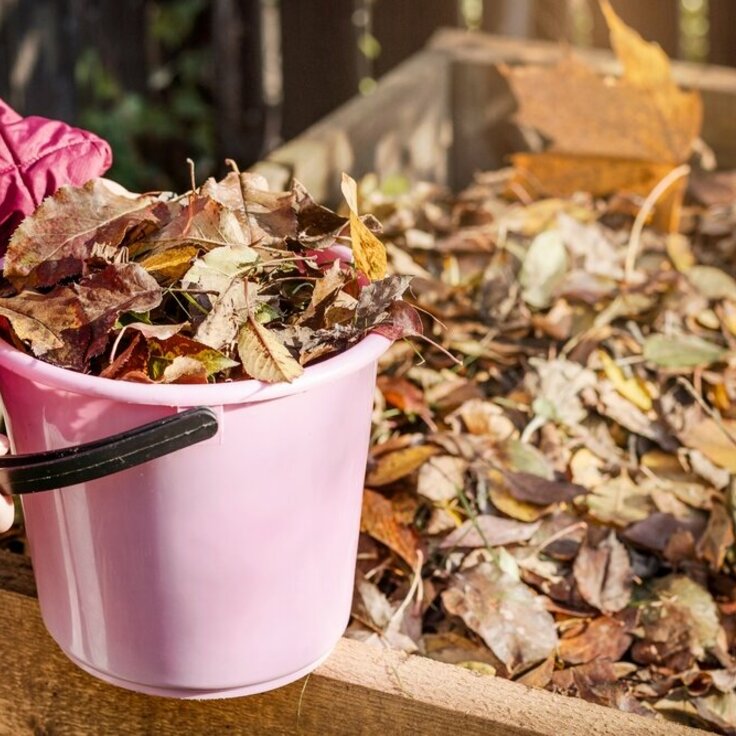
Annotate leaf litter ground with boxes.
[349,5,735,733]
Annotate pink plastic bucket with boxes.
[0,333,390,698]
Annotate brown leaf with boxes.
[504,470,588,506]
[360,489,420,567]
[573,531,632,614]
[501,30,701,165]
[696,503,735,571]
[516,653,555,689]
[202,172,298,245]
[558,616,633,665]
[641,575,726,663]
[365,445,438,487]
[623,512,707,553]
[440,515,541,549]
[5,180,163,289]
[0,263,161,371]
[292,178,348,247]
[136,196,251,258]
[195,278,250,350]
[585,472,655,526]
[442,561,558,674]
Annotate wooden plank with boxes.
[0,552,705,736]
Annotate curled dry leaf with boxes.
[360,489,420,567]
[558,616,633,665]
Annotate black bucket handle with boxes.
[0,407,218,495]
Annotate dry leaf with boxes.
[598,351,652,411]
[502,1,702,232]
[442,561,558,674]
[440,515,541,549]
[365,445,437,487]
[140,245,199,284]
[0,263,161,371]
[680,418,736,473]
[237,317,303,383]
[504,470,588,506]
[573,531,632,613]
[5,179,161,288]
[696,503,735,571]
[558,616,633,665]
[360,489,420,567]
[417,455,467,502]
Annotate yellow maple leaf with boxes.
[501,0,703,233]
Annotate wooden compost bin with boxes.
[1,29,731,735]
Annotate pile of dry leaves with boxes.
[350,4,736,734]
[0,171,415,383]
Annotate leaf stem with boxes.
[624,164,690,283]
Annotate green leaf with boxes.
[687,265,736,301]
[643,333,727,368]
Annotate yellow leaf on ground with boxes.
[365,445,438,487]
[598,351,652,412]
[509,153,685,233]
[341,173,388,280]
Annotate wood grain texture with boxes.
[0,552,706,736]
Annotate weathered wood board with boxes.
[0,551,707,735]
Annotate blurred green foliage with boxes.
[75,0,215,192]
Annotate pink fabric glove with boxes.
[0,99,112,254]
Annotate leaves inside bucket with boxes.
[1,173,419,382]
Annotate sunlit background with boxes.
[0,0,717,191]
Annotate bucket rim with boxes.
[0,333,392,406]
